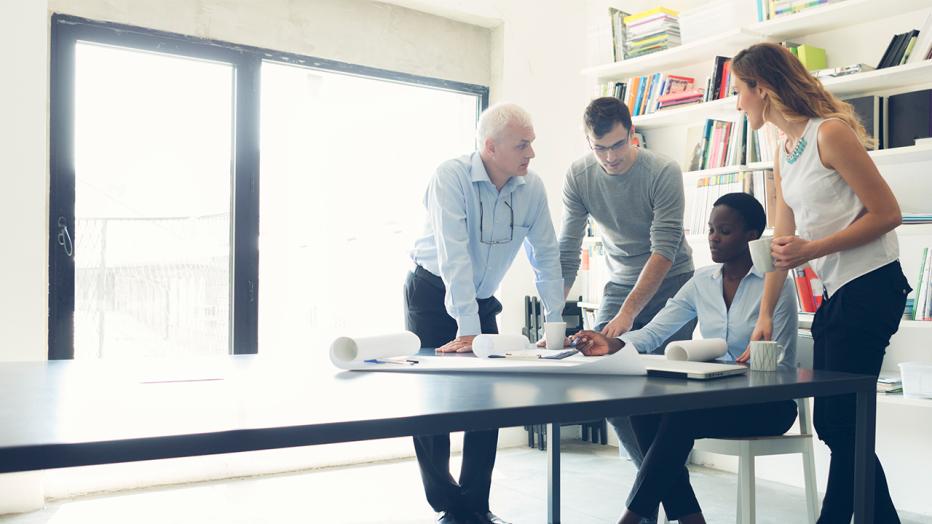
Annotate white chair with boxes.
[657,397,819,524]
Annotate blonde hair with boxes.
[731,43,875,149]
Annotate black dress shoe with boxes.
[468,511,511,524]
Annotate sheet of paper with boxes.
[359,345,646,376]
[664,338,727,362]
[472,334,532,358]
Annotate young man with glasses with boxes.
[405,102,564,524]
[558,97,695,524]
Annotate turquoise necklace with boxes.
[786,135,808,164]
[786,123,810,164]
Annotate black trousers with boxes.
[404,266,503,513]
[626,401,798,520]
[811,261,910,524]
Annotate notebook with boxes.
[641,355,747,380]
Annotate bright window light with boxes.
[258,62,479,356]
[73,42,233,358]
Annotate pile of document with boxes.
[623,7,681,59]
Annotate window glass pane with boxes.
[74,42,233,358]
[259,62,478,356]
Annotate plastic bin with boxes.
[899,362,932,399]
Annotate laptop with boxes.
[640,355,748,380]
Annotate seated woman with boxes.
[573,192,799,524]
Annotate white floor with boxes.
[2,442,930,523]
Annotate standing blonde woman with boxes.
[731,43,910,523]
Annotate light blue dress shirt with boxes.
[620,264,798,370]
[411,152,565,337]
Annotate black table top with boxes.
[0,353,874,473]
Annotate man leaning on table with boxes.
[404,102,564,524]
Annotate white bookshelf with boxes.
[582,29,762,80]
[747,0,932,40]
[877,394,932,408]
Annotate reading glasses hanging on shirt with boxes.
[479,192,514,244]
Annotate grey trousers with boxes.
[600,271,696,524]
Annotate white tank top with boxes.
[779,117,899,297]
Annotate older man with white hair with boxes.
[405,102,564,524]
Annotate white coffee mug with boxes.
[748,235,775,273]
[543,321,567,350]
[750,340,784,372]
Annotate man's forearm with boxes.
[618,252,673,319]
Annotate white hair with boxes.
[476,102,533,150]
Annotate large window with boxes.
[72,43,233,358]
[50,15,487,359]
[258,63,479,355]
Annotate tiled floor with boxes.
[2,442,930,523]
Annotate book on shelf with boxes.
[877,30,920,69]
[688,169,775,235]
[605,73,701,117]
[903,213,932,224]
[877,376,903,394]
[792,264,823,314]
[884,89,932,149]
[906,13,932,65]
[813,63,875,79]
[757,0,829,22]
[609,7,630,63]
[844,95,883,150]
[913,247,932,321]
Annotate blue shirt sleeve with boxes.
[619,276,698,353]
[426,167,482,337]
[523,179,565,322]
[772,276,799,371]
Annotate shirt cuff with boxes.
[456,315,482,338]
[618,334,641,353]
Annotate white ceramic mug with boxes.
[748,235,775,273]
[543,321,567,350]
[750,340,784,372]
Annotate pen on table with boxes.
[364,358,418,365]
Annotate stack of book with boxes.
[912,247,932,321]
[877,376,903,394]
[623,7,681,59]
[903,213,932,225]
[689,170,775,234]
[756,0,830,22]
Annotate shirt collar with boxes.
[710,263,764,281]
[470,152,527,191]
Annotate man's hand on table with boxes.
[436,335,477,353]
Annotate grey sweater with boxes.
[559,148,693,287]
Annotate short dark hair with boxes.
[584,97,633,138]
[713,192,766,238]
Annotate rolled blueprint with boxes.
[330,332,421,370]
[664,338,728,362]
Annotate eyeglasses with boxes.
[478,191,514,244]
[588,133,631,156]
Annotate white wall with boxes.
[49,0,491,87]
[0,0,51,512]
[0,0,50,364]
